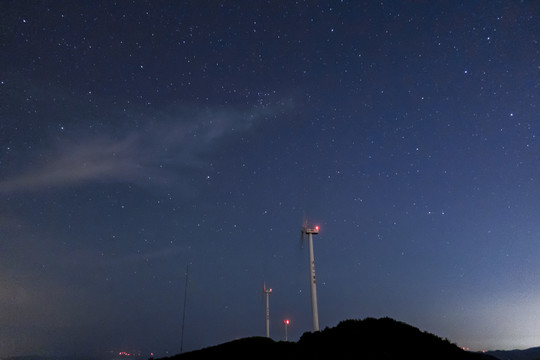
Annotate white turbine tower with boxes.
[301,221,320,332]
[263,283,272,338]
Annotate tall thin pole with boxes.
[266,290,270,338]
[308,233,319,331]
[263,284,272,338]
[180,264,189,353]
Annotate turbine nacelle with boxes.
[301,223,320,244]
[303,225,319,235]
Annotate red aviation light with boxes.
[284,319,290,325]
[315,225,319,231]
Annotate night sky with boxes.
[1,1,540,358]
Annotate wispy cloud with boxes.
[0,134,140,193]
[0,103,286,194]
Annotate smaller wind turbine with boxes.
[263,283,272,338]
[301,220,320,332]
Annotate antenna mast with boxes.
[180,264,189,353]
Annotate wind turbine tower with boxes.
[302,222,320,332]
[263,284,272,338]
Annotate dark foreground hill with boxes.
[162,317,498,360]
[487,347,540,360]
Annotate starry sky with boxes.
[1,0,540,358]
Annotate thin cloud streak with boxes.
[0,103,285,194]
[0,135,140,193]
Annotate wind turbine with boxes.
[263,283,272,338]
[301,220,320,332]
[284,319,290,341]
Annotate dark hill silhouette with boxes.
[487,347,540,360]
[162,317,498,360]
